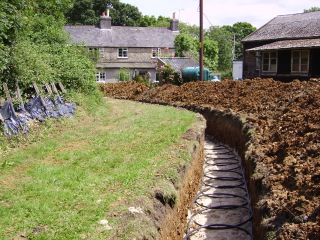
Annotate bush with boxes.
[119,68,130,81]
[133,75,149,85]
[0,1,99,99]
[158,65,182,85]
[220,70,232,80]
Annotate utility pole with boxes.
[199,0,204,81]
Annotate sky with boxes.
[121,0,319,28]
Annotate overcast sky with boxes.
[121,0,319,28]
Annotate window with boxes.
[118,48,128,58]
[96,72,106,82]
[152,48,161,58]
[255,51,261,70]
[262,51,277,72]
[291,50,309,73]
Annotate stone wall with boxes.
[98,47,175,63]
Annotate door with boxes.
[310,49,320,76]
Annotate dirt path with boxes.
[185,139,252,240]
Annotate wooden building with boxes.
[242,11,320,80]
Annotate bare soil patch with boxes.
[101,78,320,239]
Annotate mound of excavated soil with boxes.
[100,79,320,239]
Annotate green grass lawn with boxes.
[0,98,196,240]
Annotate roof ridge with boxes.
[160,57,191,59]
[276,11,320,18]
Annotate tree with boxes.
[206,26,233,71]
[66,0,98,25]
[304,7,320,13]
[0,0,98,95]
[204,38,219,71]
[66,0,143,26]
[174,33,197,57]
[231,22,256,60]
[179,23,199,39]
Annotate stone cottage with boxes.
[65,11,179,83]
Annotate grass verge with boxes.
[0,97,196,239]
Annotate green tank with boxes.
[182,67,212,82]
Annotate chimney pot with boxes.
[100,12,111,29]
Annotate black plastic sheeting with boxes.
[0,95,76,137]
[0,102,29,136]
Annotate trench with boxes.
[159,105,261,240]
[184,138,252,239]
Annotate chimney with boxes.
[100,9,111,29]
[170,12,179,31]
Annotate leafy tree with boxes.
[0,1,19,75]
[231,22,256,60]
[174,32,197,57]
[206,26,233,71]
[179,23,199,39]
[204,38,219,71]
[304,7,320,13]
[66,0,98,25]
[66,0,143,26]
[139,15,158,27]
[0,0,98,95]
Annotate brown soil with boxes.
[100,78,320,239]
[160,120,205,240]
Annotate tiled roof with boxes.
[247,38,320,51]
[242,11,320,42]
[159,57,198,72]
[65,25,178,48]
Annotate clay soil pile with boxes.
[100,79,320,239]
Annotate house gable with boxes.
[242,11,320,79]
[243,11,320,42]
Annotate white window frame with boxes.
[118,48,128,58]
[291,50,309,73]
[262,51,278,73]
[96,72,107,82]
[152,48,161,58]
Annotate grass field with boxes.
[0,98,196,239]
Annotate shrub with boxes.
[158,65,182,85]
[119,68,130,81]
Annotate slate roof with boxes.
[159,57,198,72]
[242,11,320,42]
[65,25,178,48]
[247,39,320,51]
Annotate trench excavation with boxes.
[184,138,253,240]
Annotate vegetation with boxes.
[175,22,256,73]
[0,0,98,97]
[304,6,320,13]
[66,0,170,27]
[0,98,196,239]
[118,68,130,81]
[158,65,182,85]
[65,0,256,75]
